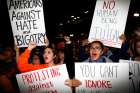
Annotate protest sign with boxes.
[119,59,140,93]
[16,64,72,93]
[88,0,130,48]
[75,63,129,93]
[7,0,47,47]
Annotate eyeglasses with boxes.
[90,46,101,51]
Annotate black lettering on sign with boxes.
[80,65,95,78]
[96,9,118,17]
[93,26,120,43]
[8,0,43,10]
[15,33,46,46]
[15,20,38,30]
[129,63,140,77]
[100,65,118,78]
[11,10,41,21]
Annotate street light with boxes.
[133,12,139,17]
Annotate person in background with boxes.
[63,35,75,79]
[0,46,19,93]
[28,48,44,65]
[84,41,112,62]
[0,62,19,93]
[109,34,130,62]
[0,46,16,63]
[56,49,65,65]
[79,39,89,61]
[131,37,140,61]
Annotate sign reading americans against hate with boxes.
[7,0,47,47]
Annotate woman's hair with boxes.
[55,49,65,64]
[29,48,44,64]
[89,41,104,51]
[133,37,140,57]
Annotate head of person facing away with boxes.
[56,49,65,64]
[89,41,104,61]
[29,48,44,65]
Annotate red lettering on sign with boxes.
[85,80,112,88]
[103,0,116,10]
[50,67,61,78]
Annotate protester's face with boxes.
[64,36,70,42]
[32,55,40,65]
[136,41,140,55]
[43,48,55,64]
[90,43,103,60]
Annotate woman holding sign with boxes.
[84,41,112,62]
[18,40,57,73]
[65,41,112,88]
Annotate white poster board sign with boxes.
[16,64,72,93]
[7,0,47,47]
[75,63,129,93]
[88,0,130,48]
[119,59,140,93]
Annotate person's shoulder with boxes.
[83,58,90,63]
[104,56,113,63]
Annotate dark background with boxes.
[0,0,140,47]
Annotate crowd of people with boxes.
[0,26,140,92]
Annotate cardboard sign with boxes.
[7,0,47,47]
[75,63,129,93]
[88,0,130,48]
[16,64,72,93]
[119,60,140,93]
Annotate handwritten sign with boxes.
[119,60,140,93]
[7,0,47,47]
[88,0,130,48]
[16,64,72,93]
[75,63,129,93]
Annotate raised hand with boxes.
[27,42,37,51]
[119,34,126,44]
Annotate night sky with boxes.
[0,0,140,47]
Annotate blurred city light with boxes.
[84,11,89,14]
[71,16,74,18]
[77,16,80,19]
[70,34,74,37]
[133,12,139,17]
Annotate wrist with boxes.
[27,47,32,51]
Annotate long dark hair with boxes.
[55,49,65,64]
[29,48,44,64]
